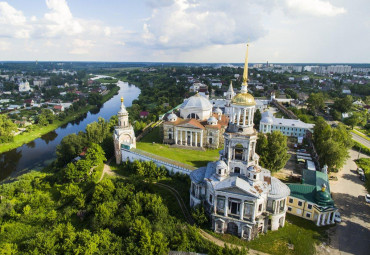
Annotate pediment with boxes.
[177,123,203,129]
[217,186,258,198]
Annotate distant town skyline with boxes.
[0,0,369,63]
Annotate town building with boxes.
[19,80,32,92]
[162,93,228,149]
[286,166,337,226]
[189,45,290,240]
[113,97,136,164]
[259,111,314,138]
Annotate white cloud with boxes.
[0,40,10,50]
[284,0,346,17]
[0,1,31,38]
[140,0,267,50]
[43,0,84,37]
[69,39,94,55]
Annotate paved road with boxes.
[329,149,370,255]
[351,132,370,148]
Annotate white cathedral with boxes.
[189,45,290,240]
[114,97,136,164]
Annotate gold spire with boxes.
[242,43,249,88]
[121,97,124,103]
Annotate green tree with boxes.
[257,131,290,172]
[307,92,325,113]
[0,114,17,143]
[253,109,262,129]
[313,117,352,171]
[56,133,87,165]
[333,95,353,113]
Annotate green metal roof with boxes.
[287,183,316,203]
[289,169,334,206]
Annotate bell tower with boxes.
[220,44,259,176]
[114,97,136,164]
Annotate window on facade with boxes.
[218,169,222,175]
[258,204,262,212]
[298,201,303,206]
[217,197,225,214]
[306,212,311,218]
[289,198,293,203]
[307,204,312,210]
[244,202,253,221]
[209,194,213,204]
[253,174,256,179]
[288,207,292,212]
[235,144,243,160]
[234,167,240,174]
[230,201,240,215]
[280,199,285,211]
[209,138,213,144]
[169,133,172,140]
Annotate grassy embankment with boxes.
[206,214,329,255]
[136,127,220,168]
[0,85,120,154]
[355,158,370,193]
[352,129,370,141]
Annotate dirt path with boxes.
[98,157,117,182]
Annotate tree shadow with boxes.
[341,173,364,184]
[189,160,210,168]
[329,192,370,254]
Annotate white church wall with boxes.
[121,149,192,175]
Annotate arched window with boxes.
[235,144,243,160]
[209,138,213,144]
[234,167,240,174]
[169,133,172,140]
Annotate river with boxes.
[0,81,140,181]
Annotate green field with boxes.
[136,127,220,168]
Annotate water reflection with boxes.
[26,141,36,148]
[90,107,101,115]
[0,149,22,181]
[41,131,58,144]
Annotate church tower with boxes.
[114,97,136,164]
[221,44,259,176]
[224,81,235,116]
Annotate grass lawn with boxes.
[136,127,220,168]
[206,214,329,255]
[0,85,119,154]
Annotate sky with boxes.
[0,0,369,63]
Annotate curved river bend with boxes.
[0,81,140,181]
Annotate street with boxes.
[328,149,370,255]
[351,132,370,148]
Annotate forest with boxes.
[0,117,245,255]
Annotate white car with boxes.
[334,212,341,223]
[358,168,364,175]
[366,194,370,203]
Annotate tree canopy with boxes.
[0,114,17,143]
[256,131,290,172]
[313,117,353,171]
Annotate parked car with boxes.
[359,174,366,182]
[366,194,370,203]
[334,212,341,223]
[357,168,364,175]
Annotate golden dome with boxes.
[231,92,256,106]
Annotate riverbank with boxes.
[0,85,120,154]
